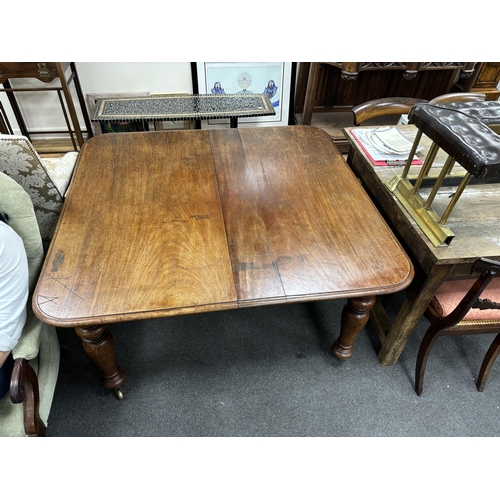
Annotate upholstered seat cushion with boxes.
[429,278,500,321]
[41,152,78,195]
[408,102,500,178]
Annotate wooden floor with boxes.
[31,137,83,158]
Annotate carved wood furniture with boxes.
[32,126,413,398]
[295,62,499,152]
[296,63,478,124]
[452,62,500,101]
[351,97,427,126]
[351,93,486,126]
[0,62,93,152]
[416,258,500,395]
[343,124,500,366]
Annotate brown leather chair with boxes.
[415,258,500,396]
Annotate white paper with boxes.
[370,127,417,154]
[352,129,419,163]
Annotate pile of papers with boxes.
[351,126,423,166]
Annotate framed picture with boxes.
[194,62,292,128]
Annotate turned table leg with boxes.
[331,296,376,360]
[75,325,126,396]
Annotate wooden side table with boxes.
[0,101,13,134]
[0,62,93,152]
[91,93,276,130]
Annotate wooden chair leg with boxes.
[10,358,46,437]
[476,333,500,392]
[415,327,442,396]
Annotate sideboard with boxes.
[294,62,499,152]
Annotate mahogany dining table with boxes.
[33,126,413,398]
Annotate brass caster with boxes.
[115,388,124,400]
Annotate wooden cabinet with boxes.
[452,62,500,101]
[294,62,499,152]
[296,62,479,125]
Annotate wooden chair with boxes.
[428,92,487,104]
[351,92,486,126]
[352,97,427,126]
[415,258,500,396]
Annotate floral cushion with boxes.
[0,172,44,293]
[429,278,500,321]
[0,135,73,240]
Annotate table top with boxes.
[0,62,71,84]
[33,126,413,328]
[344,125,500,267]
[91,94,276,122]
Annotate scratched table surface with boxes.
[33,126,413,327]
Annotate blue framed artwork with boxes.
[195,62,292,128]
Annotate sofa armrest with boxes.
[10,358,46,436]
[12,308,43,361]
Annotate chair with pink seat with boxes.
[415,258,500,395]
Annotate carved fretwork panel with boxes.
[418,62,466,69]
[325,62,474,81]
[293,61,488,154]
[294,62,481,115]
[360,62,407,70]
